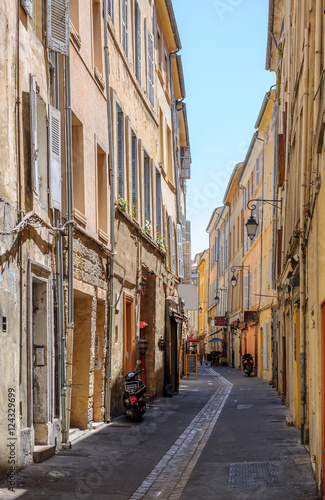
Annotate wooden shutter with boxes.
[182,241,191,283]
[131,132,138,211]
[155,170,162,233]
[117,105,124,198]
[185,220,191,242]
[135,1,141,85]
[144,154,150,221]
[108,0,115,24]
[147,29,154,109]
[121,0,129,58]
[176,224,184,278]
[30,74,39,195]
[47,0,69,56]
[169,216,175,273]
[163,206,169,267]
[21,0,33,18]
[49,105,62,210]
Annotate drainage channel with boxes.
[129,369,233,500]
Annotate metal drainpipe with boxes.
[103,0,115,423]
[64,38,74,444]
[169,50,181,225]
[300,27,309,445]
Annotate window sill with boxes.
[98,228,109,244]
[74,208,87,227]
[95,67,105,90]
[70,20,81,48]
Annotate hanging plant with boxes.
[156,231,165,249]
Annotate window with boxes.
[116,104,125,199]
[156,170,162,234]
[266,123,269,145]
[169,216,176,273]
[163,206,169,267]
[143,152,151,224]
[108,0,115,24]
[97,145,108,237]
[251,169,255,196]
[93,0,103,74]
[134,1,141,84]
[70,0,79,32]
[176,224,184,278]
[147,28,154,108]
[131,131,138,218]
[254,263,257,305]
[121,0,129,58]
[72,112,85,216]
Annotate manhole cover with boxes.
[228,462,279,488]
[236,404,254,409]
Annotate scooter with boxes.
[123,369,147,422]
[242,353,254,377]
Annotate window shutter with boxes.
[176,224,184,278]
[117,106,124,198]
[135,1,141,85]
[49,105,62,210]
[244,274,248,310]
[108,0,115,24]
[30,74,39,195]
[121,0,129,58]
[144,154,151,222]
[182,241,191,282]
[155,171,162,233]
[47,0,69,56]
[258,196,262,235]
[215,236,218,262]
[169,215,175,273]
[256,157,260,185]
[185,220,191,242]
[254,263,257,305]
[131,133,138,211]
[21,0,33,18]
[163,206,169,267]
[147,29,154,109]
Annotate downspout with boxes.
[300,27,309,445]
[103,0,115,423]
[169,49,181,225]
[64,37,74,444]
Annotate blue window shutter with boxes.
[49,105,62,210]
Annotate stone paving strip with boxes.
[130,368,233,500]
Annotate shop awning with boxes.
[208,338,223,343]
[139,321,148,329]
[187,336,199,342]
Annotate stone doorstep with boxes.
[33,445,55,463]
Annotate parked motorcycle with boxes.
[242,353,254,377]
[123,369,147,422]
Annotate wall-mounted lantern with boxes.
[158,336,166,351]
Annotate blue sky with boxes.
[173,0,275,258]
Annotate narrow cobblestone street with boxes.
[0,366,319,499]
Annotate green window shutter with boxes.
[147,29,154,109]
[131,132,138,212]
[155,170,162,233]
[47,0,69,56]
[121,0,129,58]
[30,74,39,195]
[108,0,115,24]
[48,105,62,210]
[135,1,142,85]
[176,224,184,278]
[21,0,33,18]
[144,153,151,222]
[169,215,175,273]
[117,105,124,199]
[163,206,169,267]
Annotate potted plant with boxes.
[156,231,165,249]
[118,197,128,211]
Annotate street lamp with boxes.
[246,198,282,240]
[230,266,250,288]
